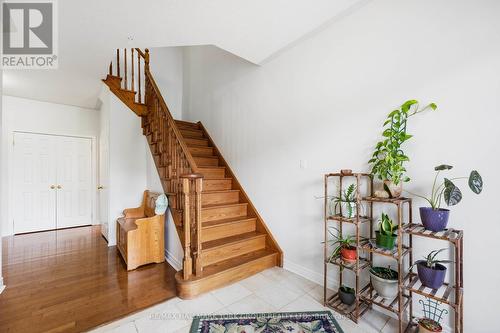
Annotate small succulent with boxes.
[414,248,453,269]
[370,266,398,280]
[340,285,355,294]
[378,213,398,236]
[324,226,356,262]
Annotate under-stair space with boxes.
[102,48,282,299]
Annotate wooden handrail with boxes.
[106,47,202,279]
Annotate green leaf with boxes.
[444,178,462,206]
[401,100,418,113]
[383,119,391,126]
[435,164,453,171]
[468,170,483,194]
[382,129,393,137]
[429,103,437,110]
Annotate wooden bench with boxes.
[116,190,165,270]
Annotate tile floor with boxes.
[90,267,400,333]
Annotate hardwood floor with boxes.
[0,226,177,333]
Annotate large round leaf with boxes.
[435,164,453,171]
[444,178,462,206]
[468,170,483,194]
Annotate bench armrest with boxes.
[123,207,145,218]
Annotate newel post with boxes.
[194,176,203,275]
[144,48,150,71]
[181,177,193,279]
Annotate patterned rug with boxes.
[189,311,344,333]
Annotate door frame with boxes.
[8,131,98,234]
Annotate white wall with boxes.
[183,1,500,331]
[97,87,148,246]
[1,96,100,236]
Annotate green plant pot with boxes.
[375,231,397,250]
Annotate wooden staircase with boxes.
[103,48,282,299]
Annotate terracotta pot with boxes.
[383,180,403,198]
[341,246,357,263]
[418,318,442,332]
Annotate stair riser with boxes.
[202,236,266,266]
[189,146,214,156]
[201,205,247,223]
[199,168,225,179]
[202,219,256,242]
[175,121,200,130]
[175,253,278,299]
[181,129,204,138]
[202,191,239,206]
[194,156,219,167]
[203,179,232,191]
[185,138,209,146]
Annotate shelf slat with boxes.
[360,287,411,314]
[359,239,411,259]
[363,196,412,204]
[403,223,463,242]
[327,214,371,224]
[403,273,461,308]
[326,255,371,272]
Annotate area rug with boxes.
[190,311,344,333]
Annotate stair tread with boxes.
[181,133,205,140]
[202,202,247,209]
[203,216,256,228]
[193,154,218,159]
[203,189,239,194]
[186,249,277,281]
[199,166,226,170]
[203,231,266,250]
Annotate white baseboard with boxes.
[165,250,182,271]
[283,259,339,290]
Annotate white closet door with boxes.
[13,133,57,234]
[56,136,92,229]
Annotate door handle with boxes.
[57,185,62,189]
[97,185,104,190]
[50,185,56,189]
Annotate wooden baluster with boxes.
[116,49,120,79]
[194,176,203,275]
[138,52,142,103]
[144,48,150,71]
[131,49,135,95]
[108,62,112,76]
[124,49,128,89]
[182,177,193,279]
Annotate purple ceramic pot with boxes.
[419,207,450,232]
[417,261,446,289]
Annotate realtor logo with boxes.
[2,0,58,69]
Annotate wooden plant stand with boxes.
[323,170,464,333]
[403,224,463,333]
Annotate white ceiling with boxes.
[2,0,361,109]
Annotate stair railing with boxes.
[106,48,204,279]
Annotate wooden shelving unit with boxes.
[323,170,464,333]
[403,224,463,333]
[323,171,372,323]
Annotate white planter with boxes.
[369,270,398,298]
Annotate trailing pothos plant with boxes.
[406,165,483,209]
[369,100,437,185]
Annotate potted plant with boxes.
[369,100,437,198]
[325,226,357,263]
[418,318,442,333]
[412,249,453,289]
[375,213,398,250]
[369,266,398,298]
[330,184,358,218]
[338,285,355,305]
[406,164,483,231]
